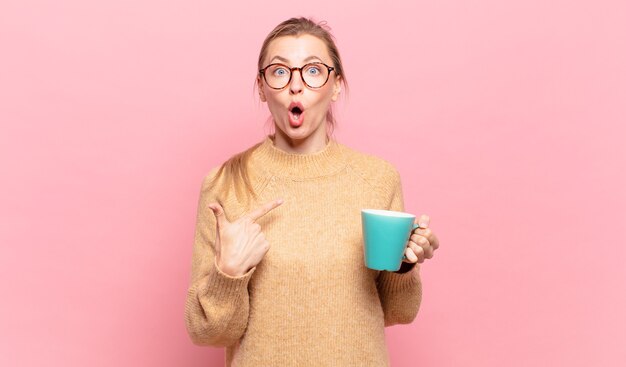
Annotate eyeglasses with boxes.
[259,62,335,90]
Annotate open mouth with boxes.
[290,106,303,119]
[288,103,304,127]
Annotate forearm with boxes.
[185,258,254,346]
[377,265,423,327]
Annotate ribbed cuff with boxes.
[378,265,420,294]
[201,258,256,298]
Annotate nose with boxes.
[289,68,304,95]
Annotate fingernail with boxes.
[277,199,284,205]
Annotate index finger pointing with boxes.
[247,199,284,221]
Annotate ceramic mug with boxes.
[361,209,419,271]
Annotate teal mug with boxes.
[361,209,419,271]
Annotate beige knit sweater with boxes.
[185,135,422,366]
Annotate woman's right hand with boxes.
[208,199,283,277]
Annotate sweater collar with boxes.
[251,135,346,179]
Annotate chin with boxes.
[280,127,311,141]
[274,116,325,142]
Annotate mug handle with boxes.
[402,223,421,259]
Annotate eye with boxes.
[305,66,321,75]
[272,67,289,77]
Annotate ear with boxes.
[331,75,342,102]
[257,76,267,102]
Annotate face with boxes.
[258,34,341,144]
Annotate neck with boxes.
[272,123,329,154]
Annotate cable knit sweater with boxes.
[185,135,422,366]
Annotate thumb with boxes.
[208,202,228,229]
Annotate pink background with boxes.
[1,0,625,366]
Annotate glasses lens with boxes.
[264,64,291,89]
[302,63,329,88]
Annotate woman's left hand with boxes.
[403,214,439,264]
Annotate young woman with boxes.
[185,17,440,366]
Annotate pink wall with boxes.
[1,0,624,366]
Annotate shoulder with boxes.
[338,143,401,189]
[198,166,224,201]
[199,140,264,192]
[200,166,222,189]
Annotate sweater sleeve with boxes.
[376,166,423,327]
[184,170,255,346]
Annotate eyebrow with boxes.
[269,55,324,64]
